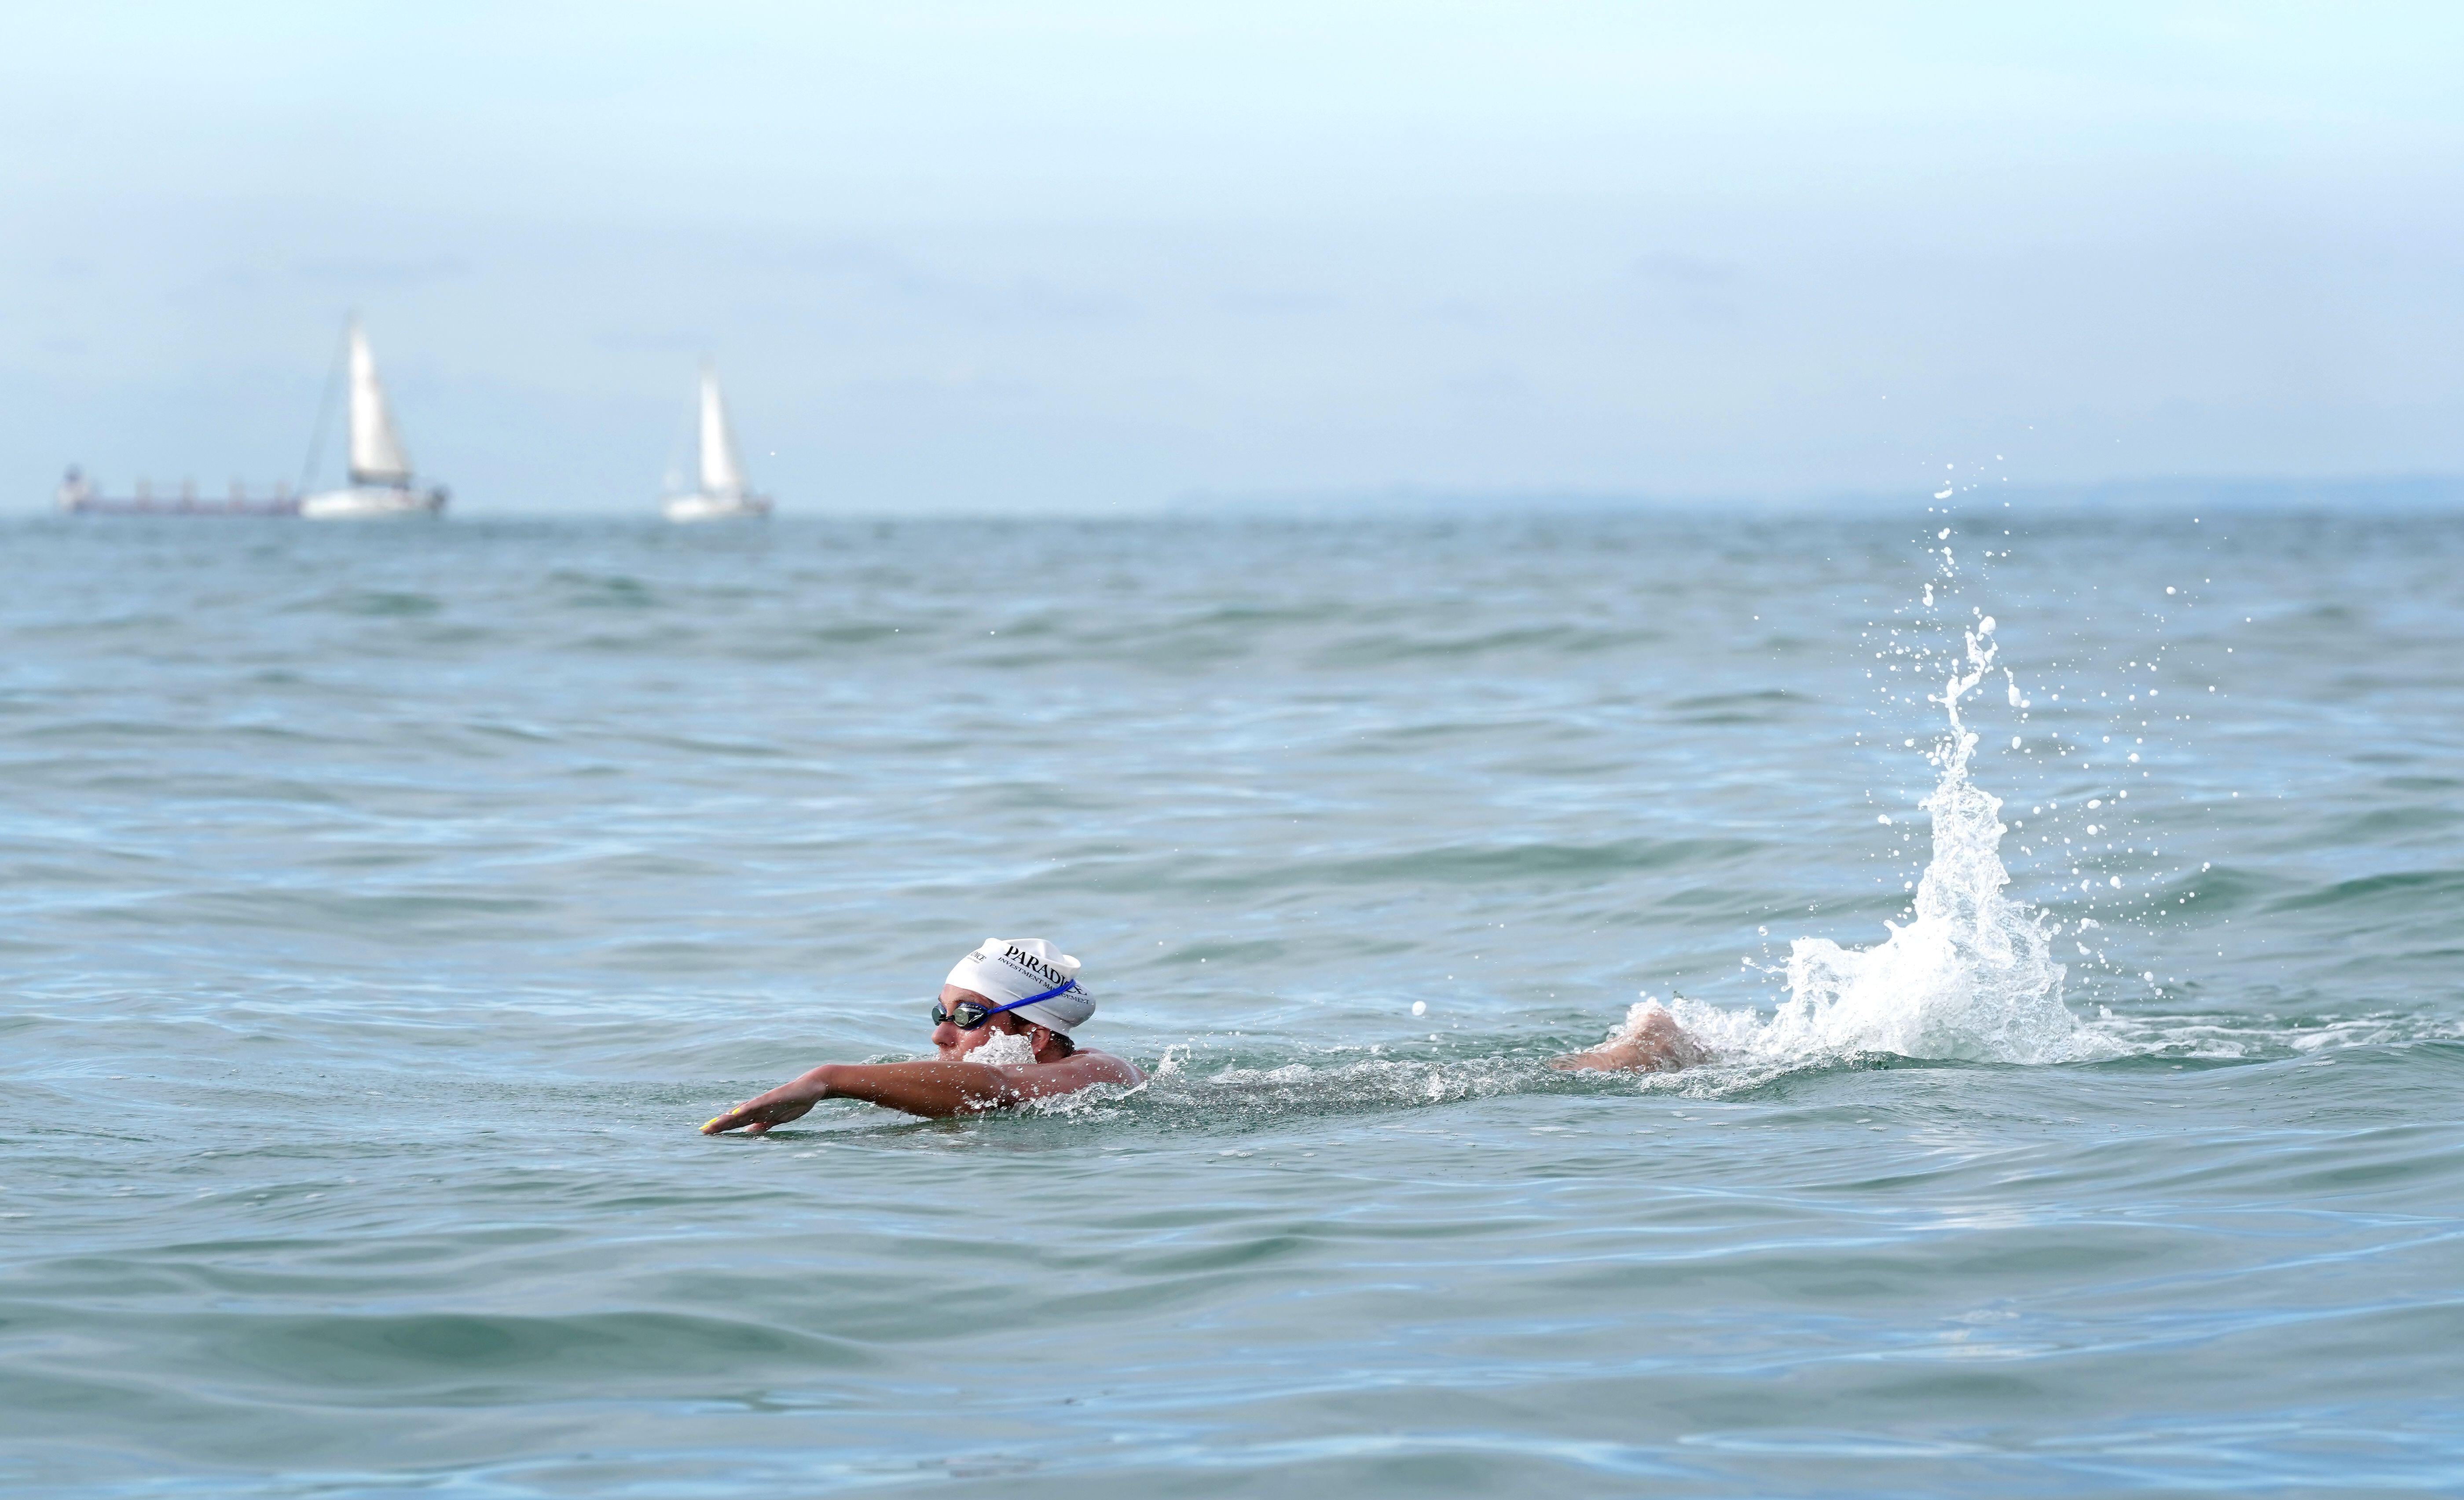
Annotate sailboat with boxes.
[300,319,448,520]
[662,363,772,522]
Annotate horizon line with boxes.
[18,471,2464,521]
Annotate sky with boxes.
[3,2,2459,514]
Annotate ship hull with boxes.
[59,494,299,517]
[662,492,772,523]
[300,485,447,520]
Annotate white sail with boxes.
[347,321,413,485]
[697,365,746,499]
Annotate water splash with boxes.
[966,1032,1040,1067]
[1683,615,2108,1066]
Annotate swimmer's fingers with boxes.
[701,1097,814,1135]
[700,1103,775,1134]
[699,1103,758,1134]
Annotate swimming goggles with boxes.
[930,979,1079,1031]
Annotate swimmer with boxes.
[1548,999,1707,1073]
[701,938,1143,1132]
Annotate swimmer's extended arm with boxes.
[701,1053,1139,1131]
[701,1061,1015,1130]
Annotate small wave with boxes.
[1314,623,1668,665]
[2267,868,2464,915]
[548,571,663,610]
[215,1309,869,1382]
[1315,835,1763,886]
[1016,1047,1543,1124]
[1666,687,1805,725]
[2083,1009,2464,1060]
[296,588,443,617]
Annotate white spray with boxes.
[965,1031,1040,1067]
[1675,615,2105,1065]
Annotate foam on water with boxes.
[1677,615,2109,1068]
[965,1031,1040,1067]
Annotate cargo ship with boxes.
[54,469,300,516]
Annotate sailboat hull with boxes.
[662,492,772,523]
[300,485,447,520]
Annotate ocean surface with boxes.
[3,506,2460,1497]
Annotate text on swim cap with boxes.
[1001,944,1072,988]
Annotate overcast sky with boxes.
[4,3,2458,513]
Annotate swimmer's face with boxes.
[931,985,1021,1061]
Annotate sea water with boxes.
[3,507,2460,1496]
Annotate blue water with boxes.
[4,509,2460,1496]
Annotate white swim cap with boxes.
[944,938,1096,1035]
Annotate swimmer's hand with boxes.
[702,1069,832,1135]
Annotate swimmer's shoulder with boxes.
[1003,1047,1142,1100]
[1067,1046,1144,1087]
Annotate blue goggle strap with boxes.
[975,979,1078,1021]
